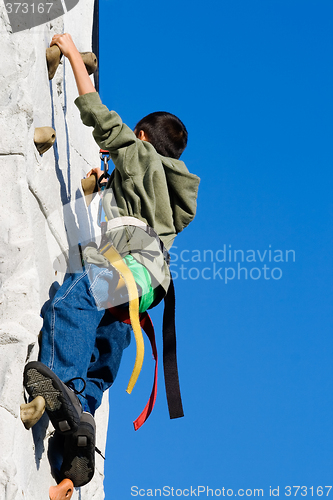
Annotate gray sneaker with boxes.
[23,361,83,435]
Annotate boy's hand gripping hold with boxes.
[50,33,96,96]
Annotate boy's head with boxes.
[134,111,188,159]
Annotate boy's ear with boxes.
[137,130,149,142]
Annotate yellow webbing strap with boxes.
[100,243,144,394]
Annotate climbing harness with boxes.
[100,234,183,429]
[104,216,170,265]
[94,149,184,430]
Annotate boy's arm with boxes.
[50,33,96,96]
[51,34,142,169]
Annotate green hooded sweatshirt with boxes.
[75,92,200,301]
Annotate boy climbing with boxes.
[22,33,200,495]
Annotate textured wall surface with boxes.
[0,3,108,499]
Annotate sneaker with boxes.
[60,412,96,488]
[23,361,83,435]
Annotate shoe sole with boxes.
[61,414,95,487]
[24,362,81,435]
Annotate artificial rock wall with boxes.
[0,2,108,499]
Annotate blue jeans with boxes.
[39,264,132,415]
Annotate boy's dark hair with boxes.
[135,111,188,159]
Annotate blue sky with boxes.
[99,1,333,498]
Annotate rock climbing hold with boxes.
[20,395,46,429]
[46,45,62,80]
[34,126,56,155]
[81,174,98,206]
[49,479,74,500]
[46,45,98,79]
[80,52,98,75]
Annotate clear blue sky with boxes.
[99,1,333,498]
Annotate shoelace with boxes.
[95,446,105,460]
[66,377,88,400]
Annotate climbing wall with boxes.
[0,2,108,499]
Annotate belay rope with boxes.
[97,150,184,429]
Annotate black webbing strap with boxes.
[162,276,184,419]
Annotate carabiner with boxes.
[99,149,111,175]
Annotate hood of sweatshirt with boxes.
[161,156,200,234]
